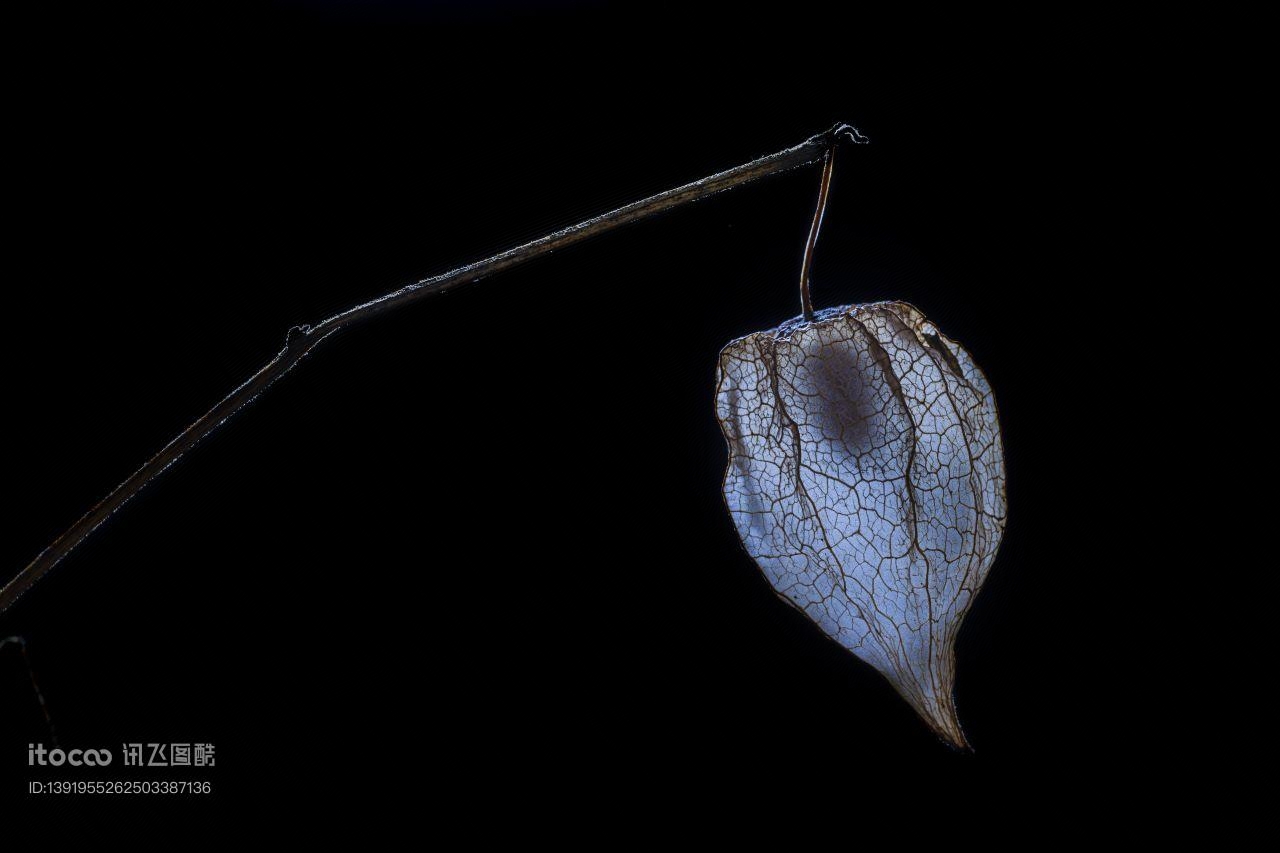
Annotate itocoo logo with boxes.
[28,744,113,766]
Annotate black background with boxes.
[2,2,1214,810]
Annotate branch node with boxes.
[285,324,312,350]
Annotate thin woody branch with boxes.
[0,122,867,615]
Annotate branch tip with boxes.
[824,123,869,146]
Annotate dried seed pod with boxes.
[716,301,1006,747]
